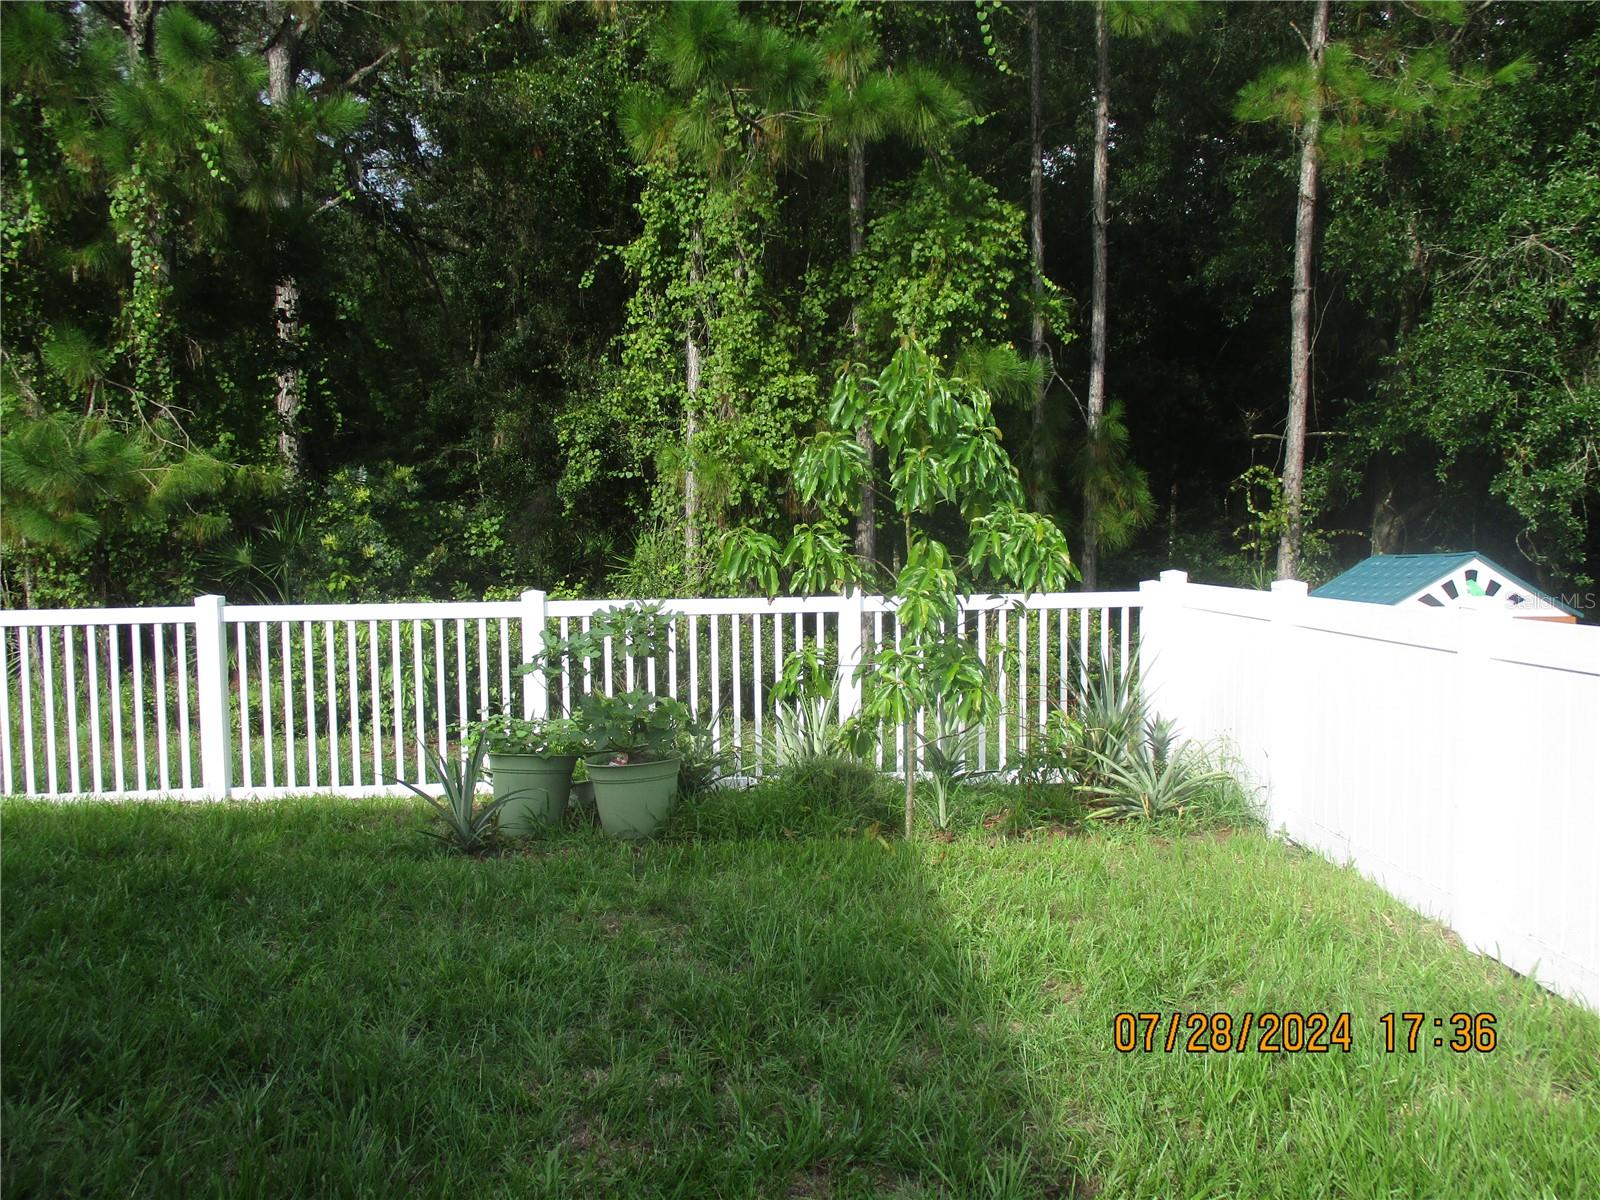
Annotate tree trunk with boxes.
[684,224,705,560]
[124,0,154,65]
[267,16,305,480]
[1275,0,1330,582]
[121,0,174,413]
[1083,0,1111,590]
[684,330,703,558]
[272,275,304,477]
[1028,1,1048,511]
[848,137,876,568]
[903,718,915,839]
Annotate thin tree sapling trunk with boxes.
[267,13,305,480]
[1028,1,1048,512]
[904,716,916,839]
[1084,0,1111,590]
[849,137,876,568]
[685,223,705,560]
[1276,0,1330,581]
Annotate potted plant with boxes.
[567,758,595,814]
[580,690,691,839]
[513,602,695,838]
[475,714,589,834]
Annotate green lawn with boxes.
[3,791,1597,1198]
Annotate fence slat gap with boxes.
[235,623,251,792]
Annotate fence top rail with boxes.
[223,600,523,623]
[951,590,1144,612]
[0,588,1149,628]
[551,591,1145,618]
[547,595,846,618]
[0,605,198,627]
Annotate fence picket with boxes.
[19,630,36,793]
[325,621,339,789]
[433,619,446,763]
[0,630,12,794]
[304,620,319,789]
[65,623,80,793]
[87,627,103,791]
[412,619,424,780]
[259,622,274,791]
[153,622,168,792]
[278,622,292,791]
[41,628,58,794]
[391,620,403,782]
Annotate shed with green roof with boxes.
[1311,552,1577,622]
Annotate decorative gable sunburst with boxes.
[1311,552,1579,623]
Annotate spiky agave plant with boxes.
[394,732,520,854]
[921,712,985,830]
[763,694,845,772]
[1080,737,1231,822]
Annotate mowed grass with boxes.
[3,793,1597,1199]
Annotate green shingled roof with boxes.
[1311,552,1579,614]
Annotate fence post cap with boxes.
[1270,579,1309,599]
[1159,569,1189,586]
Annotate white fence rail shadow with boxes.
[1140,570,1600,1013]
[0,590,1140,799]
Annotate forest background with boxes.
[3,0,1595,610]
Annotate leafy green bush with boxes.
[467,715,589,757]
[673,710,739,799]
[580,690,691,763]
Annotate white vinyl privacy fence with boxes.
[3,578,1595,1012]
[1140,571,1600,1013]
[0,590,1138,799]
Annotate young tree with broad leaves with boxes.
[720,339,1076,837]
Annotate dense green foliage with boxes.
[6,795,1599,1195]
[4,1,1596,605]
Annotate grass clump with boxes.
[678,759,893,840]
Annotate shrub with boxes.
[674,710,739,799]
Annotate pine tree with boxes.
[1237,1,1512,579]
[809,12,968,568]
[619,1,820,561]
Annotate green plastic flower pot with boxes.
[489,752,579,835]
[568,779,595,811]
[585,754,681,840]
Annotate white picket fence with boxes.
[3,577,1596,1012]
[0,590,1139,799]
[1140,571,1600,1013]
